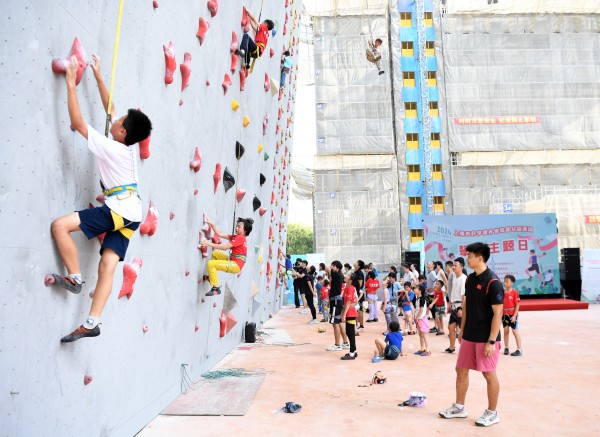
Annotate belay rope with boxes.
[104,0,125,136]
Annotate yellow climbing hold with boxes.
[231,99,239,111]
[243,115,250,127]
[258,144,264,153]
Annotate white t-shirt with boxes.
[88,125,142,222]
[449,273,466,304]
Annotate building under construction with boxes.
[305,0,600,266]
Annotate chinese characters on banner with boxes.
[584,215,600,224]
[424,214,559,296]
[453,116,540,125]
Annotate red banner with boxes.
[453,116,540,125]
[585,215,600,224]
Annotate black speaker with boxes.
[404,251,421,268]
[561,248,580,259]
[560,279,582,301]
[244,322,256,343]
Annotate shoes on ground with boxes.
[475,409,500,427]
[439,403,468,419]
[510,349,522,356]
[327,344,343,351]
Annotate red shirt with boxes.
[255,23,270,54]
[433,289,445,307]
[228,234,247,269]
[365,278,380,296]
[503,289,520,315]
[320,285,330,300]
[343,285,358,318]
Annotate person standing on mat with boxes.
[439,242,504,427]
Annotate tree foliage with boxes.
[286,223,314,255]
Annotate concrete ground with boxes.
[139,304,600,437]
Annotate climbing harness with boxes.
[103,183,137,197]
[104,0,125,136]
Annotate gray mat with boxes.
[161,374,265,416]
[260,328,294,345]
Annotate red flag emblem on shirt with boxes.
[477,284,482,290]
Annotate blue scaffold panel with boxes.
[425,0,434,11]
[432,147,443,164]
[402,86,418,102]
[407,181,424,197]
[433,180,446,197]
[426,26,436,41]
[408,212,425,230]
[429,87,439,102]
[400,27,417,42]
[401,57,417,71]
[406,149,422,165]
[404,117,420,133]
[398,0,416,12]
[431,117,442,132]
[427,55,438,71]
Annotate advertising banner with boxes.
[424,214,559,296]
[581,249,600,303]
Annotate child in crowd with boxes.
[375,321,405,360]
[280,50,292,88]
[365,271,380,322]
[503,275,523,356]
[382,272,400,332]
[414,285,431,356]
[429,279,446,336]
[316,275,324,314]
[320,279,330,322]
[399,282,416,335]
[341,274,359,360]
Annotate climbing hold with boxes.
[214,302,218,308]
[202,223,212,239]
[195,325,199,332]
[230,32,239,53]
[211,235,221,244]
[213,163,222,193]
[253,196,261,212]
[264,73,271,92]
[223,167,235,192]
[270,78,279,96]
[235,141,245,159]
[278,88,283,100]
[83,375,93,385]
[241,7,250,32]
[236,189,247,203]
[263,152,269,161]
[276,124,281,135]
[189,146,202,172]
[283,24,287,35]
[271,192,275,204]
[163,41,176,85]
[219,310,227,337]
[143,325,149,333]
[96,194,106,203]
[203,213,209,224]
[226,311,238,334]
[259,207,266,216]
[199,233,208,259]
[270,48,275,58]
[230,53,238,74]
[52,37,89,86]
[259,173,266,186]
[222,74,232,94]
[185,271,190,276]
[206,80,210,86]
[231,99,239,111]
[243,116,250,127]
[268,226,273,240]
[239,69,246,91]
[140,202,159,236]
[196,17,210,46]
[139,134,151,160]
[207,0,218,17]
[89,290,95,298]
[271,211,275,222]
[118,257,143,299]
[194,189,199,195]
[180,52,192,91]
[258,144,264,153]
[169,212,175,220]
[223,284,238,313]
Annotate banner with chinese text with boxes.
[424,214,559,296]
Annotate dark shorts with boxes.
[528,263,540,273]
[329,297,343,324]
[502,314,519,329]
[78,204,139,261]
[434,305,446,318]
[384,344,400,360]
[449,310,462,326]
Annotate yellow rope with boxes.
[105,0,125,136]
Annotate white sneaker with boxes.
[342,342,350,349]
[439,403,468,419]
[357,327,364,332]
[475,409,500,427]
[327,344,343,351]
[308,319,318,324]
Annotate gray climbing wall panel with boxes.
[0,1,301,435]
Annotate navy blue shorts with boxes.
[78,204,139,261]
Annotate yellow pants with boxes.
[207,251,241,286]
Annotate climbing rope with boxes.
[201,368,266,380]
[104,0,125,136]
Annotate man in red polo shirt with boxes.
[235,11,274,69]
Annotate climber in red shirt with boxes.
[235,10,274,70]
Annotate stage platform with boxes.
[519,298,589,311]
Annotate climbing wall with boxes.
[0,1,301,436]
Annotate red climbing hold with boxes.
[271,191,276,204]
[207,0,218,18]
[259,207,266,216]
[153,1,159,8]
[213,163,222,193]
[269,226,273,240]
[185,271,190,277]
[226,311,238,333]
[270,48,275,58]
[143,325,149,332]
[276,124,281,135]
[285,0,289,7]
[139,134,151,160]
[180,52,192,91]
[163,41,176,85]
[269,245,273,259]
[222,74,232,94]
[219,310,227,337]
[230,53,238,74]
[278,88,284,100]
[239,69,246,91]
[189,146,202,172]
[194,189,199,195]
[195,325,200,332]
[202,223,212,239]
[140,202,158,236]
[241,7,250,31]
[236,189,246,203]
[199,232,208,259]
[211,235,221,245]
[230,32,238,53]
[206,80,210,86]
[118,257,142,300]
[264,73,271,92]
[169,212,175,220]
[283,24,287,35]
[84,375,93,385]
[196,17,209,46]
[52,37,89,86]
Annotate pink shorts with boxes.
[417,317,429,333]
[456,339,501,373]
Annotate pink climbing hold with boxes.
[195,325,200,332]
[52,37,88,86]
[118,257,143,300]
[203,213,209,224]
[239,69,246,91]
[180,52,192,91]
[230,32,238,53]
[222,74,232,94]
[219,310,227,337]
[226,312,238,334]
[207,0,218,18]
[163,41,176,85]
[189,146,202,172]
[139,134,151,160]
[276,124,281,135]
[84,375,93,385]
[236,189,246,203]
[202,223,212,239]
[143,325,149,333]
[283,24,287,35]
[278,107,283,120]
[211,235,221,244]
[185,271,190,277]
[269,226,273,240]
[270,48,275,58]
[259,207,266,216]
[269,245,273,259]
[140,201,159,236]
[196,17,210,46]
[206,80,210,86]
[271,191,275,204]
[213,163,222,193]
[169,212,175,220]
[278,88,283,100]
[285,0,289,7]
[264,73,270,92]
[241,7,250,31]
[194,189,199,195]
[230,53,238,74]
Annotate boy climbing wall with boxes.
[50,55,152,342]
[366,35,385,75]
[199,216,253,296]
[235,10,274,70]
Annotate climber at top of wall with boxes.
[49,55,152,343]
[234,10,274,71]
[366,35,385,75]
[199,216,253,296]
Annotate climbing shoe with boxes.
[205,286,222,296]
[51,274,82,294]
[60,325,100,343]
